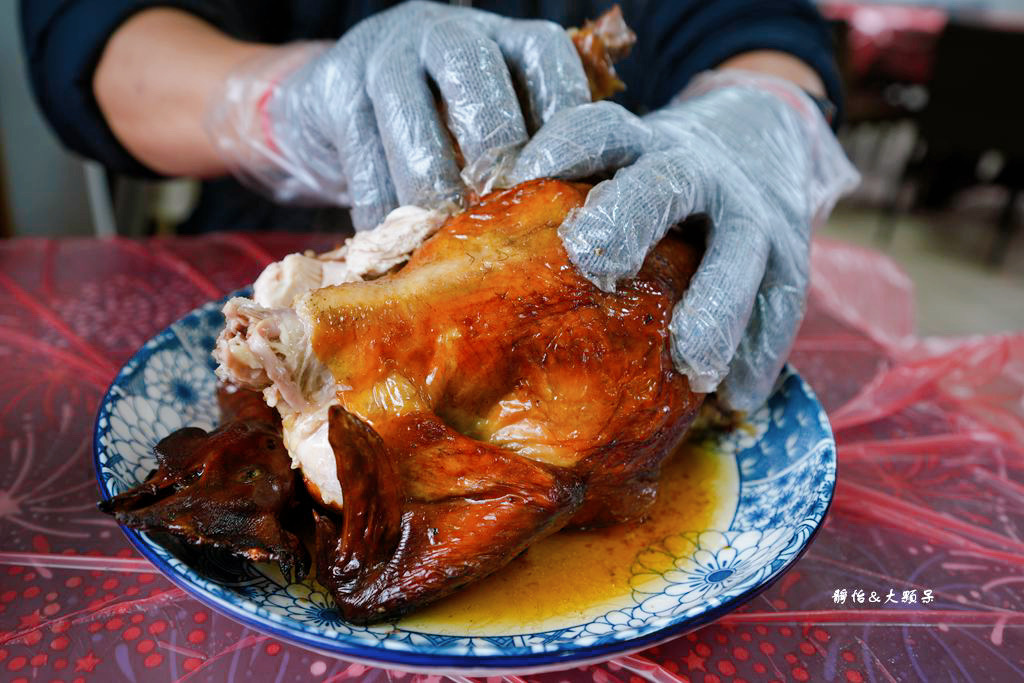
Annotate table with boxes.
[1,233,1022,682]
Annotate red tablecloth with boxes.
[1,233,1022,682]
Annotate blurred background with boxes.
[820,0,1024,335]
[1,0,1022,335]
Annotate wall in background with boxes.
[0,2,94,237]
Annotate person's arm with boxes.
[43,1,599,230]
[20,0,237,176]
[611,0,841,123]
[717,50,825,97]
[90,15,826,180]
[93,8,273,177]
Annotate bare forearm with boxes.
[93,13,829,181]
[717,50,826,97]
[93,8,274,177]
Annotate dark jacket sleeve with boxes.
[613,0,843,123]
[20,0,841,179]
[19,0,232,176]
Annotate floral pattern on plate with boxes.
[93,293,836,671]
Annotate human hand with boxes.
[508,70,859,412]
[206,1,590,230]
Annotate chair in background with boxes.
[84,161,198,237]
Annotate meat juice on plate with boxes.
[398,441,738,634]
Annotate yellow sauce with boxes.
[398,443,738,635]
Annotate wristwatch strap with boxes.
[803,90,837,126]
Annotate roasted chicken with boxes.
[103,179,703,624]
[570,4,636,100]
[287,179,703,622]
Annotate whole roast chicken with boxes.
[101,178,704,624]
[213,179,704,622]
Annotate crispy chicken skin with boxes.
[99,385,309,577]
[308,179,703,622]
[313,407,582,623]
[570,4,636,100]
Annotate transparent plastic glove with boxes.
[508,70,860,412]
[205,1,589,230]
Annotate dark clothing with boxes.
[21,0,841,233]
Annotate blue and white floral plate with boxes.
[94,294,836,675]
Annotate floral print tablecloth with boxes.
[1,233,1022,682]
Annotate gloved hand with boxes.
[508,70,860,412]
[205,1,589,230]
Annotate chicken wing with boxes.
[99,384,309,577]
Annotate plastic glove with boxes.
[508,70,860,412]
[205,1,590,230]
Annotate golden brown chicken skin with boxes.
[306,179,703,623]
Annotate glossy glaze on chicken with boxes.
[304,179,703,622]
[102,178,704,625]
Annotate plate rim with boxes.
[92,297,836,673]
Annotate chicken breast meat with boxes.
[217,178,704,623]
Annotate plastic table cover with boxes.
[0,232,1022,682]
